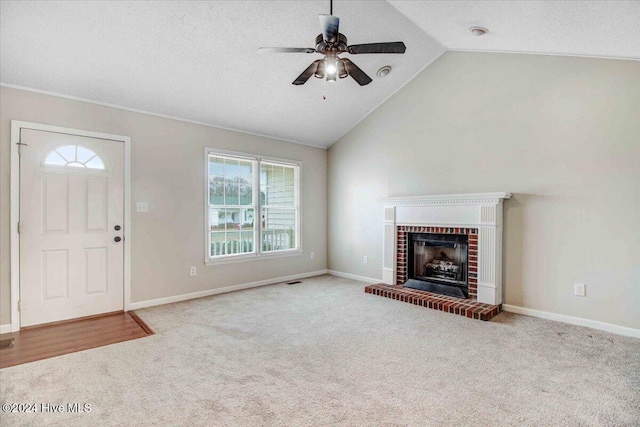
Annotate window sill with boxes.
[205,249,303,266]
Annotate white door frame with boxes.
[10,120,132,332]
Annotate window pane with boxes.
[209,156,225,178]
[210,232,226,256]
[208,153,256,258]
[272,165,284,185]
[282,185,294,207]
[261,163,296,207]
[240,208,254,230]
[261,185,269,206]
[44,151,66,166]
[283,167,294,186]
[239,185,252,206]
[275,188,285,204]
[262,207,276,230]
[224,158,240,183]
[76,146,97,163]
[210,230,254,257]
[281,228,295,250]
[262,228,274,252]
[240,231,254,253]
[226,231,241,254]
[210,207,224,231]
[263,164,285,187]
[85,156,105,170]
[259,162,298,253]
[237,160,252,185]
[223,208,240,230]
[44,145,105,170]
[260,163,271,184]
[262,208,296,252]
[209,157,225,205]
[224,184,240,206]
[57,145,76,162]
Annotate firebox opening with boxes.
[404,233,469,299]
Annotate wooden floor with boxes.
[0,311,153,369]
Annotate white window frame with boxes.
[204,147,302,266]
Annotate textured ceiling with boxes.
[389,0,640,60]
[1,1,638,148]
[0,1,444,148]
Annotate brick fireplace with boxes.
[370,193,511,318]
[397,226,478,298]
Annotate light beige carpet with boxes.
[1,274,639,426]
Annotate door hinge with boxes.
[17,221,21,234]
[17,300,21,312]
[17,142,28,155]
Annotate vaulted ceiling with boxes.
[1,1,638,148]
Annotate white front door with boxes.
[19,129,124,327]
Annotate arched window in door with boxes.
[44,145,105,170]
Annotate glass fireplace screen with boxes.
[409,233,469,287]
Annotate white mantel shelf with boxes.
[382,192,512,206]
[382,192,511,305]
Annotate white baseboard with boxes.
[327,270,380,284]
[502,304,640,339]
[0,324,13,334]
[129,270,328,310]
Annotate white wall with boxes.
[0,86,328,325]
[328,52,640,329]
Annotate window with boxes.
[208,154,255,258]
[206,149,300,264]
[261,162,297,253]
[44,145,105,169]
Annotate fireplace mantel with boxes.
[382,192,512,206]
[382,192,511,305]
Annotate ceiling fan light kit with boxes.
[258,0,406,86]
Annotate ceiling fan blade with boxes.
[258,47,316,54]
[293,60,321,85]
[347,42,406,54]
[319,14,340,43]
[342,59,372,86]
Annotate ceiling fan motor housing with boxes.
[315,33,348,54]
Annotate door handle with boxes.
[114,236,122,243]
[114,225,121,231]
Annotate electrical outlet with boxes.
[190,266,196,277]
[574,283,586,297]
[310,252,315,260]
[363,256,368,264]
[136,202,149,213]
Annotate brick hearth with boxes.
[365,283,502,321]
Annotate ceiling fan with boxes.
[258,0,406,86]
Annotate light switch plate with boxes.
[136,202,149,213]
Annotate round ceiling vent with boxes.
[469,27,488,36]
[377,66,392,78]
